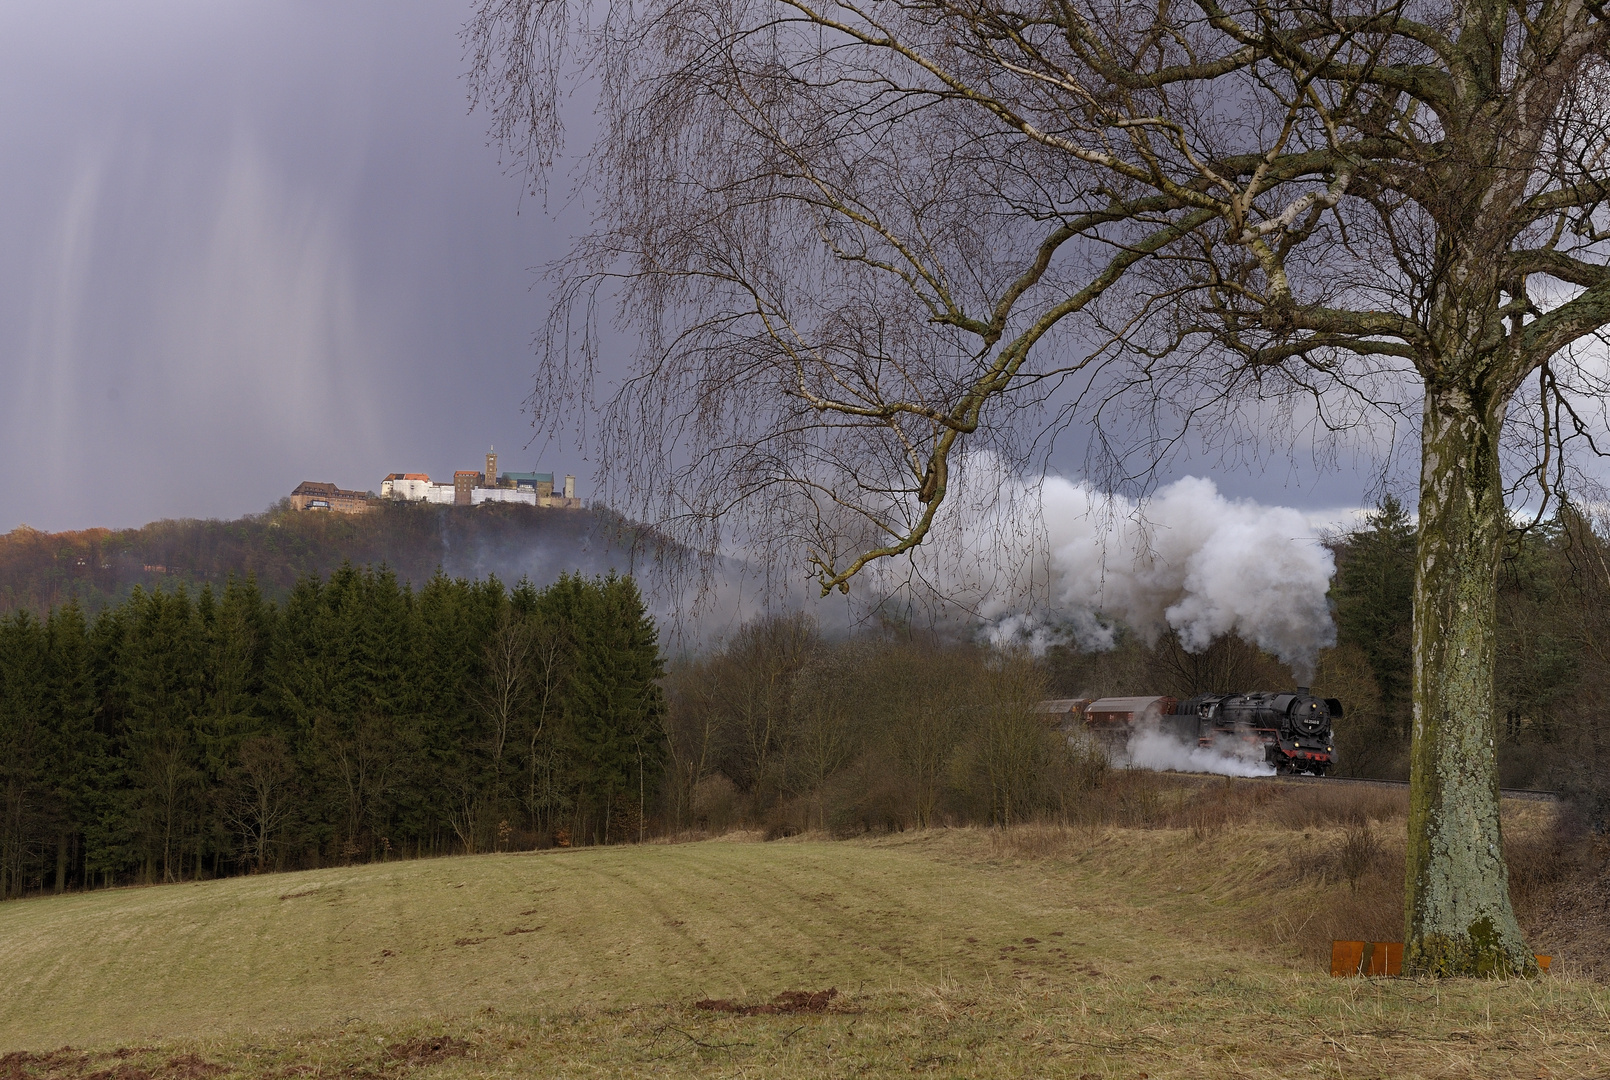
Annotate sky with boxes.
[0,1,1385,537]
[0,1,584,533]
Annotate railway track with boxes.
[1269,773,1560,802]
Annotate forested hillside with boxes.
[0,502,660,615]
[0,568,664,897]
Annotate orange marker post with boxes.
[1332,942,1552,976]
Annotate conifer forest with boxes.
[0,567,664,896]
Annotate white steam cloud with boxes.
[904,455,1337,677]
[1122,727,1276,779]
[1038,474,1337,671]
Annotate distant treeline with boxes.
[0,566,663,897]
[661,621,1104,839]
[0,562,1114,896]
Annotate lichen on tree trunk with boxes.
[1405,382,1534,977]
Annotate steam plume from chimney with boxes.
[903,454,1337,679]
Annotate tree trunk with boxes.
[1405,382,1533,976]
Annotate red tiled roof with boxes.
[292,481,369,500]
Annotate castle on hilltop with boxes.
[290,448,580,514]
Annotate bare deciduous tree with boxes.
[719,614,818,797]
[973,652,1053,826]
[315,711,397,860]
[474,607,537,803]
[225,734,296,873]
[787,650,865,830]
[662,658,732,829]
[522,619,567,833]
[469,0,1610,974]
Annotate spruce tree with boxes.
[1332,497,1416,737]
[0,611,49,896]
[43,602,98,890]
[542,574,664,843]
[119,587,207,882]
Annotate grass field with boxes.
[3,781,1607,1079]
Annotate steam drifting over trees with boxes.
[469,0,1610,975]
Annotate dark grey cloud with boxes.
[0,1,582,533]
[0,1,1400,541]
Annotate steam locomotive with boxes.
[1041,689,1342,775]
[1169,690,1341,775]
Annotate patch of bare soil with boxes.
[2,1052,91,1080]
[693,989,841,1015]
[83,1067,150,1080]
[383,1037,471,1067]
[158,1056,223,1080]
[1,1052,119,1080]
[2,1050,232,1080]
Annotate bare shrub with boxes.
[1079,769,1172,829]
[988,821,1081,861]
[1054,771,1413,837]
[762,798,804,840]
[1185,799,1231,842]
[1269,803,1610,970]
[1282,786,1406,831]
[822,758,914,837]
[1270,839,1407,965]
[1337,822,1379,891]
[690,774,740,833]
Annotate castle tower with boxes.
[486,447,497,487]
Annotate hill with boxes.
[0,502,674,614]
[1,777,1605,1079]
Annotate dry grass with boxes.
[1058,770,1410,832]
[2,775,1606,1079]
[4,974,1609,1080]
[993,775,1607,978]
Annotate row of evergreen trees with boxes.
[1329,495,1610,811]
[0,566,664,897]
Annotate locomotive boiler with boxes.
[1169,689,1341,774]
